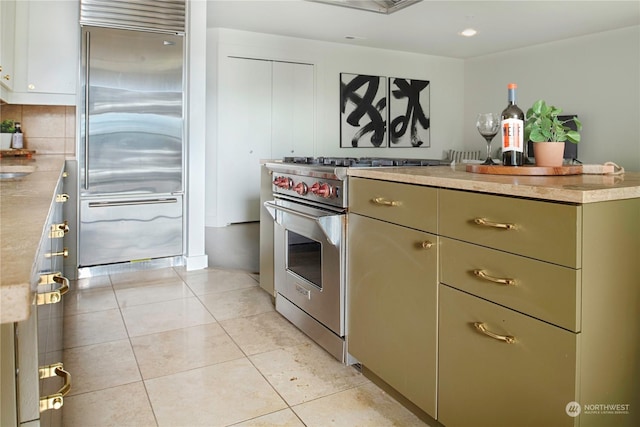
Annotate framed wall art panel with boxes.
[388,77,430,148]
[340,73,387,148]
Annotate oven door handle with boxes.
[264,201,317,222]
[264,201,343,247]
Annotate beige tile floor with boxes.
[62,267,430,427]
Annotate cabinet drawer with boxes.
[439,189,581,267]
[349,177,437,233]
[438,285,578,427]
[441,237,581,331]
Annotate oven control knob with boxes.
[273,176,293,190]
[311,182,333,198]
[294,182,308,195]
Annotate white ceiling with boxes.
[206,0,640,59]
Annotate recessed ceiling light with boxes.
[460,28,478,37]
[345,35,366,40]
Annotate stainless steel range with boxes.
[264,157,441,363]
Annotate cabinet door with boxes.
[10,0,78,104]
[0,323,17,427]
[218,57,315,225]
[218,57,272,225]
[271,61,314,158]
[25,1,78,95]
[348,213,438,417]
[259,165,275,296]
[438,284,578,427]
[0,0,16,91]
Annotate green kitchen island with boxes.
[346,164,640,427]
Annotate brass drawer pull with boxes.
[473,217,517,230]
[372,197,400,207]
[473,322,516,344]
[421,241,434,249]
[473,269,516,286]
[39,363,72,412]
[37,275,69,305]
[55,193,69,203]
[45,248,69,258]
[49,221,69,238]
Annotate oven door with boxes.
[264,199,345,337]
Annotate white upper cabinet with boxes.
[0,0,16,93]
[9,0,79,105]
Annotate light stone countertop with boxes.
[1,155,67,324]
[347,164,640,204]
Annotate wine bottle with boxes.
[501,83,524,166]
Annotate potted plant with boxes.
[524,100,582,167]
[1,119,16,150]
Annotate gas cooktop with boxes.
[282,156,444,167]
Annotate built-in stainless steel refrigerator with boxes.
[78,26,184,267]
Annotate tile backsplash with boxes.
[0,104,76,155]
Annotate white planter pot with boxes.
[0,133,13,150]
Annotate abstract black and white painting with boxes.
[340,73,387,148]
[388,77,430,148]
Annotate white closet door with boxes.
[219,57,272,224]
[271,62,315,159]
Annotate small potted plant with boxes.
[1,119,16,150]
[524,100,582,167]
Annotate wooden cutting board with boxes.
[466,164,583,176]
[0,149,36,158]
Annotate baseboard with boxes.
[184,254,208,271]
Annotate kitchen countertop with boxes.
[1,155,67,323]
[347,164,640,203]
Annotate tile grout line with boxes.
[64,267,415,426]
[184,271,308,426]
[113,271,161,427]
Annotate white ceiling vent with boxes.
[308,0,422,15]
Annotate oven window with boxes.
[286,230,322,288]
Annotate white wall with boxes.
[205,25,640,229]
[464,26,640,171]
[205,28,465,226]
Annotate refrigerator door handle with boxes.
[84,30,91,190]
[88,198,179,208]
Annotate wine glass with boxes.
[476,113,500,165]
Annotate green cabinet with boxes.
[347,179,640,427]
[438,189,639,427]
[439,188,581,268]
[348,177,438,418]
[438,284,578,427]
